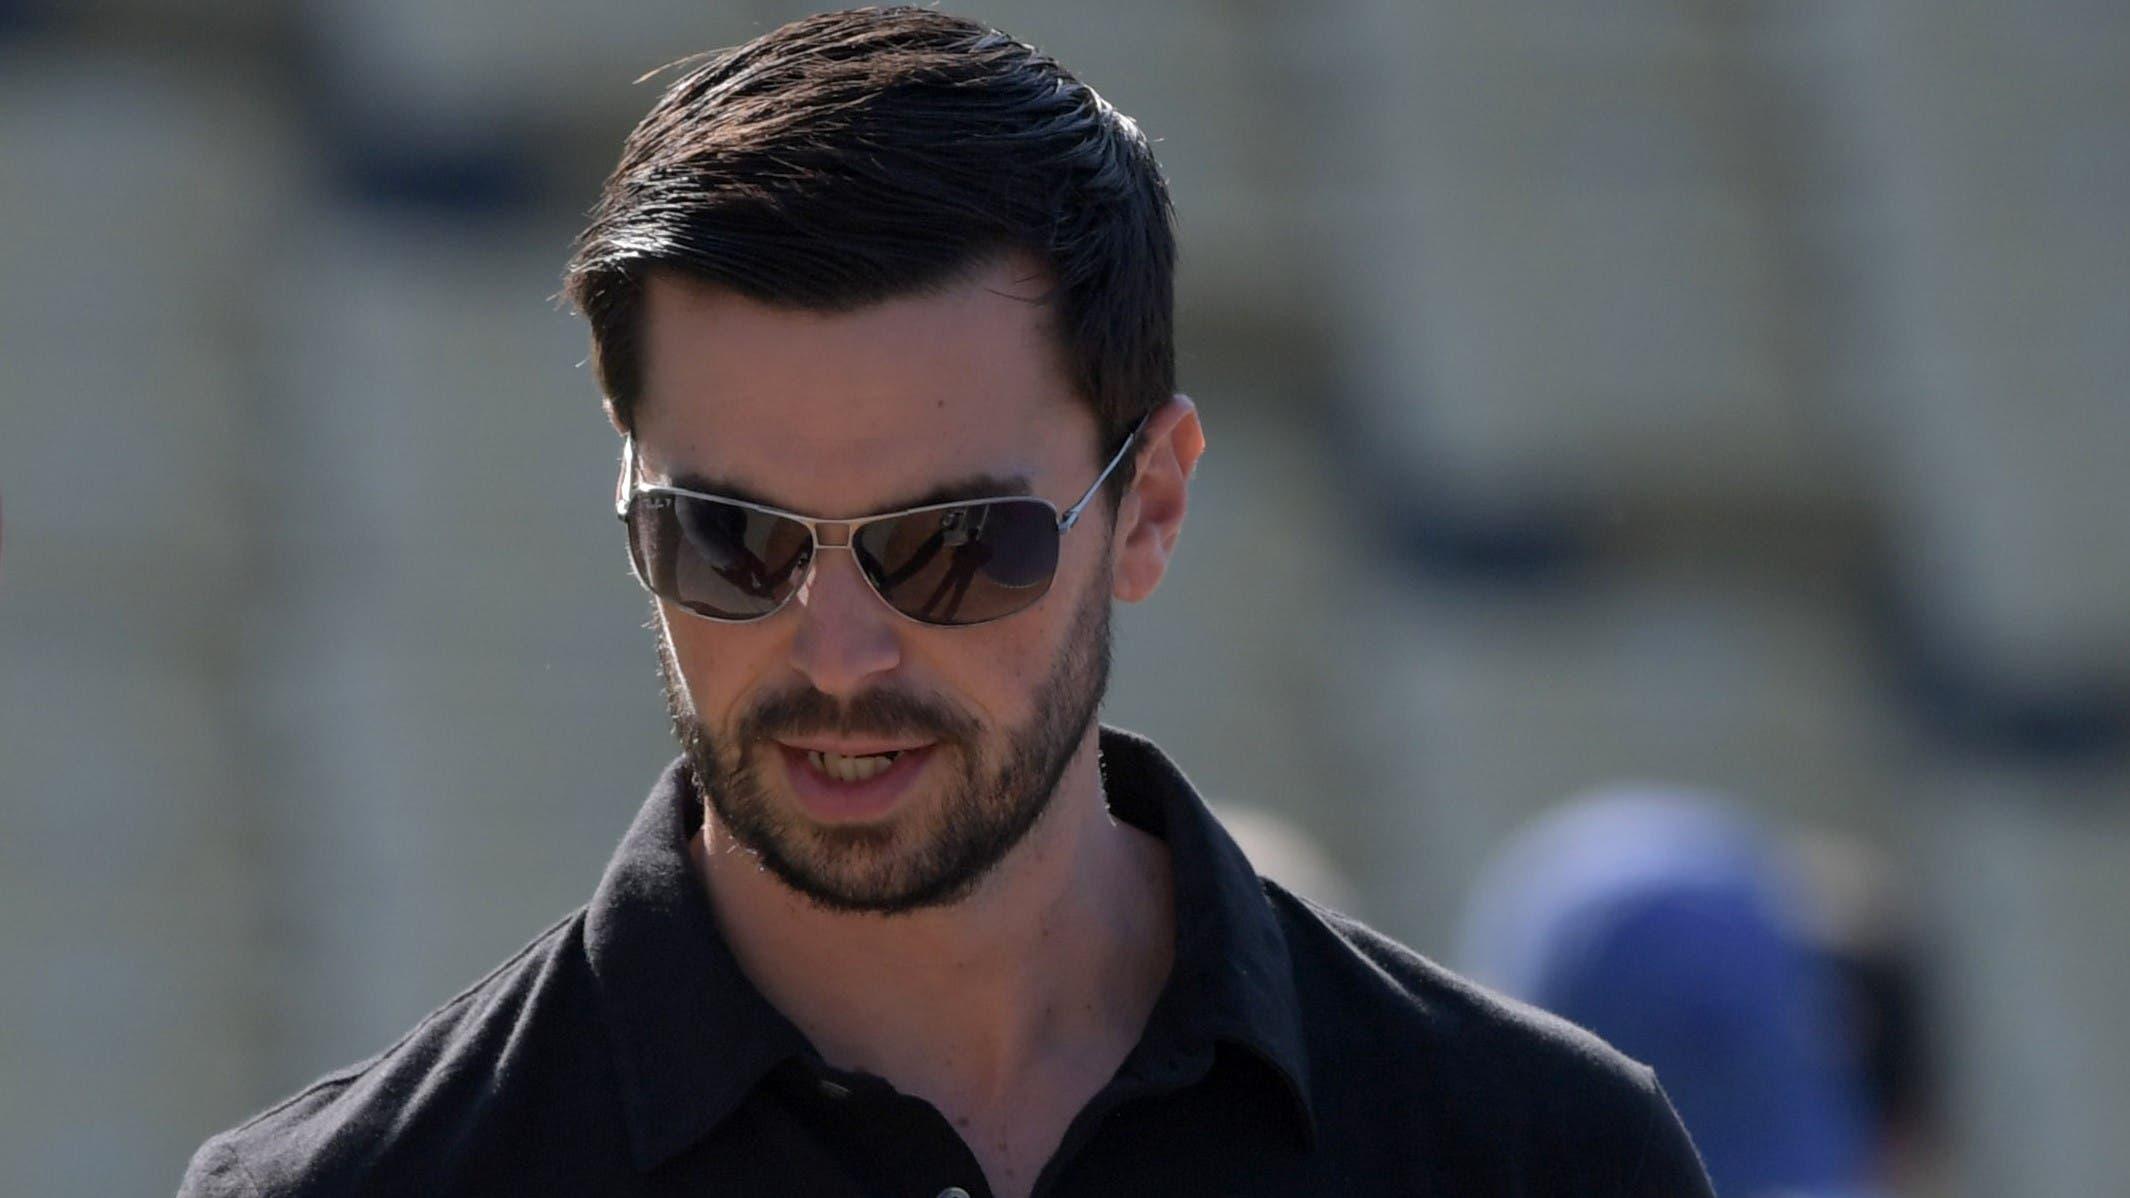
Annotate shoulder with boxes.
[1265,883,1711,1194]
[1275,882,1643,1086]
[178,910,609,1198]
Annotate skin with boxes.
[629,254,1206,1198]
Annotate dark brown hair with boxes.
[563,7,1176,483]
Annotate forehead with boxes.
[631,256,1094,516]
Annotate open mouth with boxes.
[774,742,941,823]
[803,748,907,783]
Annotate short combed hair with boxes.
[563,6,1177,478]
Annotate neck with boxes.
[694,730,1175,1106]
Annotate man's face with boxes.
[632,256,1121,914]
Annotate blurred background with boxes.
[2,2,2125,1195]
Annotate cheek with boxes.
[660,606,774,726]
[981,631,1047,693]
[952,560,1101,710]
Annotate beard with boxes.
[657,566,1113,915]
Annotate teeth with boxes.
[805,749,901,783]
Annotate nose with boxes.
[786,546,904,697]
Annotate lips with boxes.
[804,748,903,782]
[775,741,937,823]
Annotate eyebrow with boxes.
[662,469,1037,517]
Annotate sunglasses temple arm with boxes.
[1056,416,1150,532]
[615,437,637,518]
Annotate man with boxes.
[181,9,1713,1196]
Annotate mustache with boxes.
[735,685,979,747]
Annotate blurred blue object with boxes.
[1459,788,1880,1198]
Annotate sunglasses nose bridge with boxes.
[803,524,888,609]
[810,519,854,550]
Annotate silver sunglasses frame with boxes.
[615,418,1146,626]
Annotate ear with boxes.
[1111,394,1205,604]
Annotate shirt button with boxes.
[936,1188,972,1198]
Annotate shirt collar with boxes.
[583,757,812,1171]
[583,727,1317,1172]
[1098,726,1318,1145]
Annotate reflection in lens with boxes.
[855,499,1058,625]
[973,504,1056,589]
[634,495,811,619]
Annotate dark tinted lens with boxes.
[853,499,1059,625]
[628,493,812,620]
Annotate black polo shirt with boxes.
[179,728,1713,1197]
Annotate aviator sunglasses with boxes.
[616,420,1145,627]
